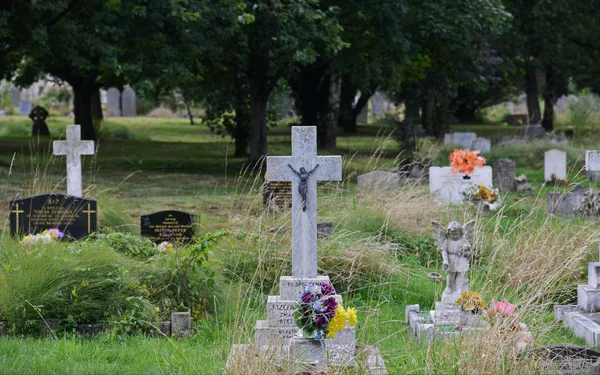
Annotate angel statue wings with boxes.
[432,220,476,304]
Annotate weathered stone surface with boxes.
[53,125,95,197]
[106,88,121,116]
[266,126,342,278]
[405,304,419,323]
[357,171,399,198]
[279,275,331,301]
[544,149,567,181]
[290,337,327,370]
[121,87,136,117]
[493,159,516,193]
[444,132,477,148]
[171,312,191,338]
[472,138,491,152]
[548,191,585,217]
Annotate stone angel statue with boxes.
[432,220,476,304]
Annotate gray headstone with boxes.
[472,138,491,153]
[171,312,191,338]
[586,150,600,182]
[544,149,567,181]
[493,159,516,193]
[444,132,477,149]
[106,88,121,116]
[18,100,32,116]
[121,88,136,117]
[356,171,399,198]
[548,191,585,217]
[371,91,387,118]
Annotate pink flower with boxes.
[492,300,515,317]
[519,322,527,331]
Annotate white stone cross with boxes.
[53,125,95,197]
[267,126,342,278]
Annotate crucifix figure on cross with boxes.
[53,125,95,197]
[267,126,342,278]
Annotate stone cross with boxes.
[53,125,95,197]
[267,126,342,278]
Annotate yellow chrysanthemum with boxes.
[326,305,347,339]
[347,307,357,327]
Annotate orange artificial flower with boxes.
[449,149,486,176]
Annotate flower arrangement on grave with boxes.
[22,228,64,244]
[460,184,501,211]
[157,241,175,254]
[485,299,533,351]
[455,291,487,314]
[295,283,357,342]
[449,149,486,178]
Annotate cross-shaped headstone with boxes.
[267,126,342,278]
[53,125,95,197]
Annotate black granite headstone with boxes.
[140,210,195,244]
[9,193,98,239]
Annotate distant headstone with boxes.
[140,210,195,244]
[444,132,477,149]
[544,149,567,181]
[493,159,516,193]
[356,171,399,198]
[586,150,600,183]
[429,166,493,204]
[262,181,292,211]
[53,125,95,197]
[505,114,528,126]
[106,88,121,116]
[121,88,136,117]
[521,124,546,141]
[472,138,491,153]
[370,91,390,118]
[9,193,97,239]
[29,106,50,136]
[18,100,32,116]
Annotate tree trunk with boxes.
[318,75,340,150]
[293,67,325,126]
[421,93,434,136]
[249,85,269,166]
[184,99,194,125]
[338,74,357,133]
[234,103,249,157]
[70,78,98,141]
[542,66,555,132]
[352,91,372,126]
[91,88,103,123]
[525,64,541,125]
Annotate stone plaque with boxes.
[9,193,97,239]
[140,210,195,244]
[262,181,292,211]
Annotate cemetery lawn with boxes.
[0,116,596,373]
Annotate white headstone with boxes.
[106,88,121,116]
[53,125,95,197]
[472,138,491,153]
[121,88,136,117]
[586,151,600,172]
[429,166,493,204]
[266,126,342,278]
[544,149,567,181]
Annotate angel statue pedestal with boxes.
[405,220,487,345]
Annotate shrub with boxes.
[95,232,156,259]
